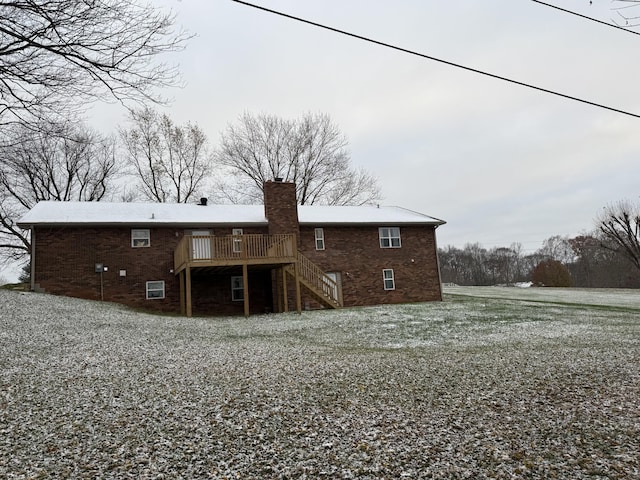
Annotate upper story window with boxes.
[232,228,243,253]
[315,228,325,250]
[132,229,150,247]
[379,227,401,248]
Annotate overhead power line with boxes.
[231,0,640,119]
[531,0,640,36]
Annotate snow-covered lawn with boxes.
[1,289,639,479]
[444,285,640,309]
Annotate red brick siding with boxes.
[32,217,442,315]
[263,181,300,242]
[34,226,181,312]
[33,226,277,315]
[299,225,442,306]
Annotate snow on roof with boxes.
[298,205,444,225]
[17,201,445,227]
[18,202,267,227]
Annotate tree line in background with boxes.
[439,231,640,289]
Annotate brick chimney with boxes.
[263,179,299,240]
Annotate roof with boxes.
[297,205,444,226]
[17,201,445,228]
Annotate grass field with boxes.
[1,288,639,479]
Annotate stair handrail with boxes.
[294,252,342,307]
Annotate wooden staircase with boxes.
[285,252,343,309]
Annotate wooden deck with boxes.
[173,234,342,317]
[173,234,297,273]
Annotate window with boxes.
[146,281,165,299]
[232,228,243,253]
[379,227,401,248]
[383,269,395,290]
[231,276,244,301]
[132,229,150,247]
[315,228,325,250]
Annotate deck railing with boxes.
[174,234,296,271]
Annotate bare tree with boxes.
[0,0,189,125]
[215,112,381,205]
[538,235,576,264]
[597,200,640,272]
[0,120,119,260]
[120,107,213,203]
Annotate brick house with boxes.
[18,180,445,316]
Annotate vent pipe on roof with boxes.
[199,197,208,206]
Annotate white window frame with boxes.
[146,280,165,299]
[231,276,244,302]
[383,269,395,290]
[232,228,243,253]
[379,227,401,248]
[131,229,150,248]
[315,228,325,251]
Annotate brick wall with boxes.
[34,226,181,312]
[263,180,299,242]
[298,224,442,307]
[33,225,276,315]
[31,203,443,314]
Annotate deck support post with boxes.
[282,267,288,312]
[179,270,185,315]
[243,263,250,317]
[185,265,192,317]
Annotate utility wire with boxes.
[231,0,640,119]
[531,0,640,36]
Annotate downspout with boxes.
[434,224,443,301]
[30,227,35,292]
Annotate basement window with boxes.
[132,229,150,248]
[146,281,165,299]
[383,269,395,290]
[379,227,401,248]
[231,276,244,301]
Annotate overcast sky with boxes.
[127,0,637,254]
[5,0,640,282]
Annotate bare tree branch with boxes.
[216,112,381,206]
[120,107,213,203]
[610,0,640,26]
[596,200,640,272]
[0,119,120,260]
[0,0,190,125]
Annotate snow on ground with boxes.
[1,289,639,479]
[444,285,640,309]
